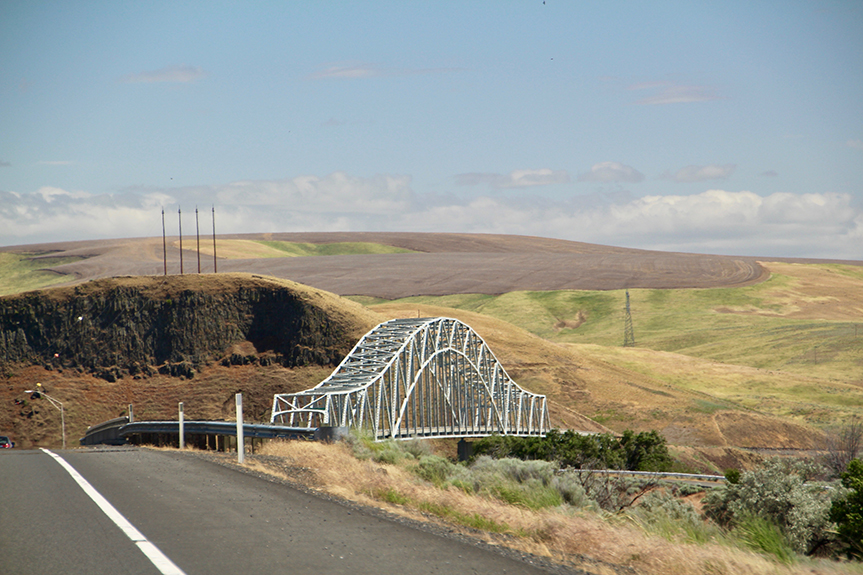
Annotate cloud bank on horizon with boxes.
[1,2,861,260]
[2,174,860,260]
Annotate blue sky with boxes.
[1,1,861,258]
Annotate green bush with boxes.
[619,429,674,472]
[829,458,863,560]
[703,458,845,555]
[724,468,741,484]
[472,428,674,471]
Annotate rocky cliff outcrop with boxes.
[0,273,380,380]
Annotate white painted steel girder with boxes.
[270,317,549,440]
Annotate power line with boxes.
[623,289,635,347]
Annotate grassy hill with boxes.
[3,239,860,467]
[356,262,863,380]
[361,261,863,453]
[0,252,85,296]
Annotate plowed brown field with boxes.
[1,232,802,297]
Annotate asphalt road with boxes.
[0,448,573,575]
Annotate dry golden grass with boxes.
[370,302,828,460]
[747,262,863,321]
[249,439,861,575]
[174,239,288,259]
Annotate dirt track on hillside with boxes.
[3,232,817,298]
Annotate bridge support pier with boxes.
[457,439,474,462]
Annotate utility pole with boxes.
[195,207,201,274]
[211,205,218,273]
[161,209,167,276]
[623,290,635,347]
[178,207,184,274]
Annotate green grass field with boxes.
[363,264,863,432]
[255,240,415,257]
[0,253,83,296]
[361,263,863,385]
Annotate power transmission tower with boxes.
[623,289,635,347]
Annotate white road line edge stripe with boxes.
[41,449,186,575]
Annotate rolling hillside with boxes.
[2,233,861,471]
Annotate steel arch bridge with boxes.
[270,317,549,440]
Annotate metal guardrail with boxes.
[80,419,335,445]
[119,421,318,440]
[562,469,726,482]
[79,416,131,445]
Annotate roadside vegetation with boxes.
[249,430,863,575]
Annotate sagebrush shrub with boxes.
[415,455,455,486]
[552,472,594,509]
[703,457,846,555]
[628,491,718,544]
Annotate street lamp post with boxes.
[26,385,66,449]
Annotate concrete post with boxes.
[178,402,185,449]
[236,393,244,464]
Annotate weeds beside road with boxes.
[193,438,863,575]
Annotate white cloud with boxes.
[455,169,569,189]
[121,65,207,84]
[2,177,860,260]
[310,64,380,79]
[660,164,736,182]
[309,62,460,80]
[629,82,721,105]
[577,162,645,183]
[210,172,413,213]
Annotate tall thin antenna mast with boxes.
[178,207,184,275]
[195,206,201,274]
[161,209,167,276]
[211,205,217,273]
[623,289,635,347]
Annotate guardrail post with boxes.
[178,402,185,449]
[236,393,244,464]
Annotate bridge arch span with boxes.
[271,317,549,440]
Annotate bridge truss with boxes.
[271,317,549,440]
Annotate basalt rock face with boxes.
[0,275,374,380]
